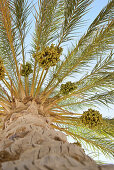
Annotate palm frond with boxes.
[58,0,94,45]
[88,0,114,32]
[42,0,114,98]
[51,119,114,158]
[44,51,114,111]
[58,90,114,113]
[54,71,113,109]
[104,118,114,126]
[30,0,64,96]
[10,0,32,64]
[0,14,18,85]
[0,85,11,102]
[0,0,19,80]
[33,0,62,50]
[56,20,114,81]
[10,0,32,95]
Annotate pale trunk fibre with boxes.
[0,101,113,170]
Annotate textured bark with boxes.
[0,101,113,170]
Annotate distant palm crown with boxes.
[0,0,114,160]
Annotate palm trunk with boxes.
[0,101,113,170]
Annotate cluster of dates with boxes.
[60,81,77,95]
[33,44,63,69]
[81,108,103,128]
[21,62,33,77]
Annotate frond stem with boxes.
[34,66,41,93]
[30,61,37,96]
[34,68,45,97]
[38,68,48,94]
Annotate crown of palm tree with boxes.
[0,0,114,161]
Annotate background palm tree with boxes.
[0,0,114,169]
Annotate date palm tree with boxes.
[0,0,114,169]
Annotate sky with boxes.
[25,0,114,164]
